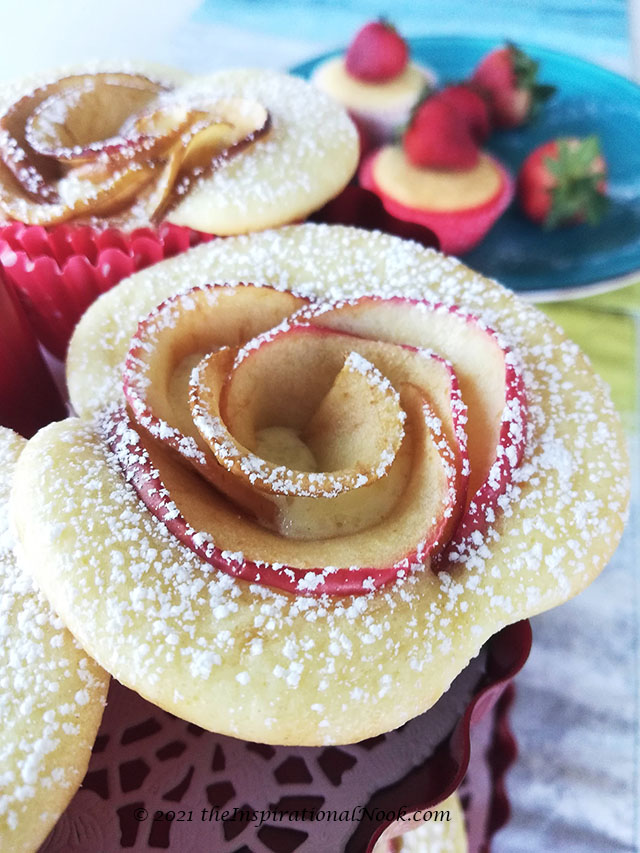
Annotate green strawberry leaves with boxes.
[508,42,556,120]
[544,135,608,228]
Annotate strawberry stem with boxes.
[544,135,608,228]
[508,42,556,120]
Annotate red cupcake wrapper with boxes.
[0,269,66,437]
[310,184,439,250]
[0,222,213,360]
[359,153,514,256]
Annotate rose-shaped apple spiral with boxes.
[111,283,526,596]
[0,72,270,225]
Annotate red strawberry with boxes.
[403,93,479,170]
[517,136,608,227]
[345,20,409,83]
[437,83,492,143]
[471,43,555,129]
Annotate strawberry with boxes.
[345,20,409,83]
[403,93,479,170]
[517,136,608,227]
[471,43,555,129]
[437,83,492,143]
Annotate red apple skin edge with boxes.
[103,403,462,596]
[301,293,528,563]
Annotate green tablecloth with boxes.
[541,285,638,431]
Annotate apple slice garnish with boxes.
[117,283,472,595]
[0,72,168,203]
[0,72,270,226]
[24,73,170,164]
[298,295,527,560]
[116,283,526,594]
[105,372,459,594]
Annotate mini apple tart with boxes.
[0,428,108,851]
[0,67,358,233]
[11,225,629,745]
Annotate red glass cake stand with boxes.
[38,622,531,853]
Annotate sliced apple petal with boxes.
[304,350,404,473]
[123,282,310,465]
[298,295,526,559]
[24,73,169,163]
[104,378,460,594]
[182,98,270,168]
[0,155,156,225]
[190,342,409,539]
[0,87,63,203]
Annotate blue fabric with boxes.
[295,36,640,296]
[196,0,628,62]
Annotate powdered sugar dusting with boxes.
[0,429,108,847]
[27,224,630,745]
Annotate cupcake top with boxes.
[313,55,432,115]
[12,225,629,746]
[0,65,358,233]
[368,148,504,211]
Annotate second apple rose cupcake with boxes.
[0,64,359,356]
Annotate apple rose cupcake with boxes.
[0,427,109,852]
[312,20,436,149]
[0,65,358,356]
[360,90,513,254]
[11,225,628,747]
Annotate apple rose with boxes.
[110,281,526,596]
[0,71,270,226]
[11,226,629,747]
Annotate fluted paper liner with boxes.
[0,222,212,359]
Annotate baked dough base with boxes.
[14,225,629,746]
[0,428,108,852]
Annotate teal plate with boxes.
[293,36,640,299]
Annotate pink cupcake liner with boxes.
[0,222,213,359]
[359,153,514,256]
[310,184,439,250]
